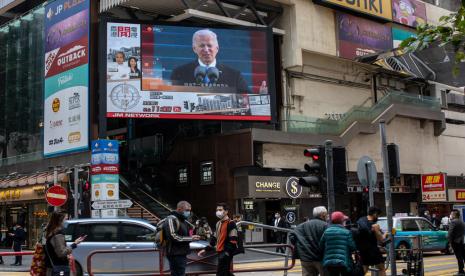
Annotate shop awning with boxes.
[0,171,68,189]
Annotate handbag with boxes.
[44,242,70,276]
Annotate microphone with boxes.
[206,67,220,84]
[194,66,207,84]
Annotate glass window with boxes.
[177,166,188,186]
[200,161,214,185]
[121,224,154,242]
[401,219,419,231]
[85,224,119,242]
[416,219,433,231]
[0,5,45,163]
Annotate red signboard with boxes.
[91,164,119,175]
[45,186,68,207]
[421,173,446,202]
[45,37,89,78]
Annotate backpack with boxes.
[154,215,179,248]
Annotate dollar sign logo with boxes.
[291,182,298,195]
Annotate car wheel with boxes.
[445,242,454,255]
[396,242,409,260]
[75,262,83,276]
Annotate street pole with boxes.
[53,167,58,212]
[325,140,335,214]
[366,161,374,208]
[380,120,396,276]
[74,166,79,219]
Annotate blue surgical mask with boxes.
[183,211,191,219]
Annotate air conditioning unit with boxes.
[429,83,449,109]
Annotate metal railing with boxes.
[86,244,295,276]
[285,90,441,135]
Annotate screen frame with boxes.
[98,17,277,124]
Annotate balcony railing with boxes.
[0,151,42,167]
[285,91,441,135]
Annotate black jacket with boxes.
[448,218,465,244]
[289,218,327,261]
[163,211,193,256]
[12,227,25,244]
[171,60,250,93]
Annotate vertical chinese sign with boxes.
[44,0,90,157]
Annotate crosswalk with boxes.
[0,254,459,275]
[233,254,460,275]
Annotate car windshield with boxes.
[378,219,387,232]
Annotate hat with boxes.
[331,211,348,224]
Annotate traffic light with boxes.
[333,147,347,194]
[83,180,90,192]
[299,146,325,191]
[387,143,400,178]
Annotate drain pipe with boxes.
[371,74,378,105]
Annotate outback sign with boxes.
[314,0,393,21]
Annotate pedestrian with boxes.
[355,206,387,276]
[196,217,213,241]
[198,202,238,276]
[448,209,465,275]
[272,212,289,253]
[233,214,245,255]
[441,215,451,230]
[9,222,25,266]
[163,201,201,276]
[423,210,432,222]
[320,211,356,276]
[289,206,328,276]
[44,212,85,276]
[431,213,440,228]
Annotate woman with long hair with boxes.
[44,212,85,276]
[127,57,141,79]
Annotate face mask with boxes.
[183,211,191,219]
[13,227,16,231]
[216,210,224,219]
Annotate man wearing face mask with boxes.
[448,209,465,275]
[198,203,238,276]
[355,206,387,276]
[163,201,200,276]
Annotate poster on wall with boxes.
[392,27,417,48]
[421,173,447,202]
[392,0,427,27]
[43,0,89,157]
[104,21,275,121]
[336,12,392,60]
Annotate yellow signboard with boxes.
[315,0,393,21]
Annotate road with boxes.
[0,252,459,275]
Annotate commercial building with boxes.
[0,0,464,245]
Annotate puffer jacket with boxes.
[319,224,356,271]
[289,218,327,261]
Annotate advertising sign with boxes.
[105,21,274,121]
[392,27,416,48]
[421,173,447,202]
[44,0,89,157]
[337,13,392,60]
[314,0,393,21]
[392,0,426,27]
[448,189,465,202]
[285,177,303,199]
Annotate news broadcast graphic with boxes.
[421,173,447,202]
[91,140,120,218]
[336,12,392,60]
[43,0,89,157]
[105,21,274,120]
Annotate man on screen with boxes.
[107,51,130,80]
[171,29,253,93]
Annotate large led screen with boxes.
[104,21,275,120]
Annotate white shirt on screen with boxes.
[107,62,130,80]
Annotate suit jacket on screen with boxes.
[171,60,250,93]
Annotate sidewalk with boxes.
[0,249,32,272]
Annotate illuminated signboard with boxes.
[421,173,446,202]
